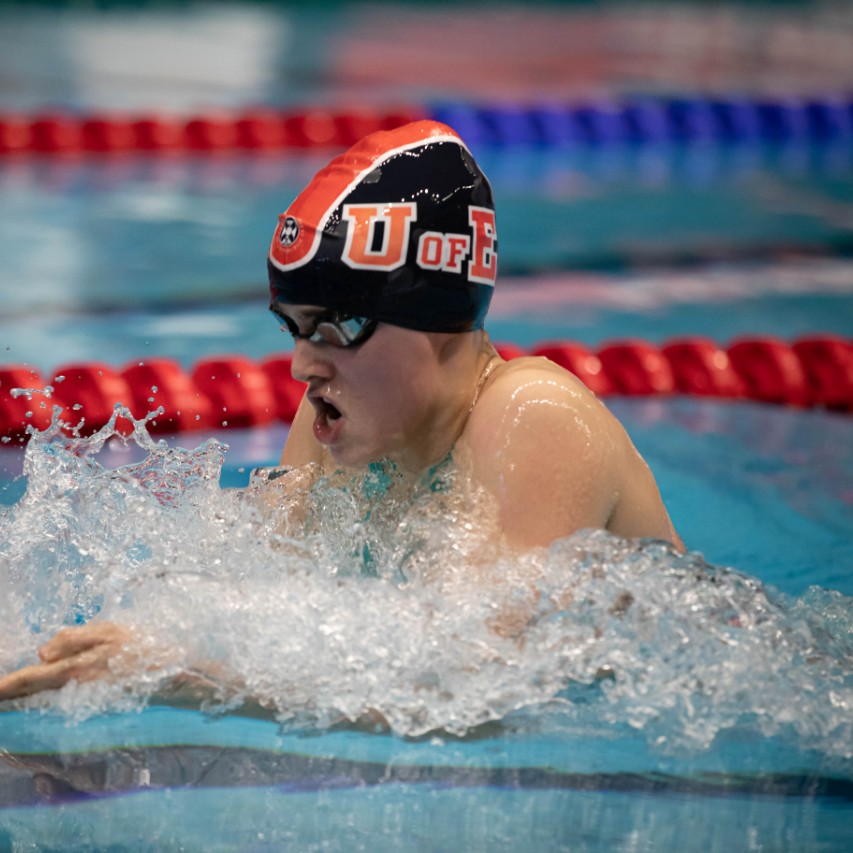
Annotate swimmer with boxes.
[269,120,683,551]
[0,120,682,704]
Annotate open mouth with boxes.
[315,396,342,423]
[308,389,345,445]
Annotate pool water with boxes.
[1,3,853,850]
[1,161,852,851]
[1,183,852,850]
[0,392,850,851]
[2,148,852,370]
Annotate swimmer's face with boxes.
[282,304,452,470]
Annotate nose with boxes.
[289,338,334,384]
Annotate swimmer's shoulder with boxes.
[462,353,632,465]
[472,354,602,422]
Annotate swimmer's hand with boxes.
[0,622,268,716]
[0,622,140,701]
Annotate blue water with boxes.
[0,393,850,851]
[1,158,852,853]
[2,146,851,378]
[2,219,852,853]
[2,3,853,850]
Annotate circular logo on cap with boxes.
[279,216,300,247]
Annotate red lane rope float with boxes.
[190,356,278,429]
[1,336,850,443]
[123,358,214,433]
[0,108,424,156]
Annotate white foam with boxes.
[0,408,850,755]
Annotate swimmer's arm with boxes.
[0,623,273,717]
[464,375,620,550]
[465,370,682,551]
[150,667,277,719]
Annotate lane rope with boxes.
[1,335,850,442]
[0,108,425,155]
[1,95,851,155]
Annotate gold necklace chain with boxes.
[468,354,500,414]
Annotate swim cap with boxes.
[267,120,497,333]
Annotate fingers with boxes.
[0,655,88,702]
[0,623,137,702]
[39,622,130,663]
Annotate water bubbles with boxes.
[0,413,850,759]
[9,385,52,400]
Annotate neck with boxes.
[396,332,500,474]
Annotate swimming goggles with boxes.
[271,307,378,348]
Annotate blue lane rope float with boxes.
[430,94,853,148]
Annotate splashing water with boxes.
[0,406,851,758]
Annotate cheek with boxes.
[352,359,424,429]
[368,368,414,421]
[342,331,438,427]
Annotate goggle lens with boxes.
[272,310,377,348]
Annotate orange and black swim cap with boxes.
[267,120,497,333]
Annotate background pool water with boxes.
[1,149,852,369]
[1,1,852,850]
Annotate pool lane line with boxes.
[1,744,852,808]
[1,95,852,156]
[1,335,850,445]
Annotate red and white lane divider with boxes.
[1,335,850,443]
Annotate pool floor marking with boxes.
[1,745,851,808]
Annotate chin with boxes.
[328,445,377,470]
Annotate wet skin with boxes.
[279,306,683,551]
